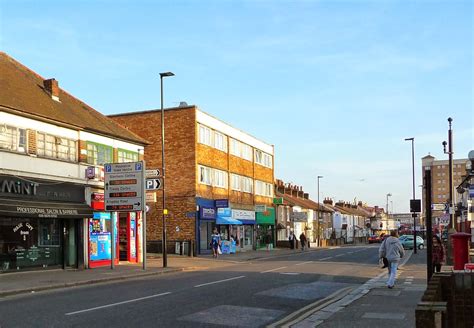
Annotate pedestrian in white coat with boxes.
[379,230,405,288]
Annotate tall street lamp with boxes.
[317,176,323,247]
[386,193,392,233]
[160,71,174,268]
[405,137,417,254]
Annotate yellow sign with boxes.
[164,209,168,215]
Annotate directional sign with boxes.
[146,178,162,190]
[146,169,161,178]
[104,162,144,212]
[432,203,446,211]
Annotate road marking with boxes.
[194,275,245,288]
[65,292,171,315]
[260,266,287,273]
[280,272,300,275]
[335,254,344,257]
[346,252,354,254]
[319,257,333,261]
[295,261,313,266]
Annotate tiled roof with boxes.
[276,191,332,213]
[0,52,148,145]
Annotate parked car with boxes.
[399,235,409,242]
[368,234,385,243]
[401,235,425,249]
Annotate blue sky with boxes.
[1,0,472,212]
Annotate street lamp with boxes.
[405,137,417,254]
[386,193,392,233]
[160,71,174,268]
[317,176,323,247]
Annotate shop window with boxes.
[37,132,77,162]
[0,124,27,153]
[86,142,113,165]
[39,219,60,246]
[117,149,138,163]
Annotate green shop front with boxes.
[0,175,93,272]
[256,207,276,249]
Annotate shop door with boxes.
[63,220,77,268]
[199,221,214,254]
[243,225,253,251]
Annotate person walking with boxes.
[299,232,307,251]
[265,231,272,251]
[210,229,221,258]
[379,230,405,289]
[289,231,295,249]
[432,235,445,273]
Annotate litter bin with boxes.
[451,232,471,270]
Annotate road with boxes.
[0,245,384,327]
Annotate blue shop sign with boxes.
[217,207,231,217]
[93,212,111,220]
[200,207,216,219]
[215,199,229,208]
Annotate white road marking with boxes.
[280,272,301,275]
[319,257,333,261]
[65,292,171,315]
[295,261,313,266]
[194,275,245,288]
[260,266,287,273]
[335,254,344,257]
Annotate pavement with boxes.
[0,247,322,298]
[288,249,430,328]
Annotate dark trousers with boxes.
[433,263,442,273]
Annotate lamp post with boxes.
[442,117,455,265]
[405,137,417,254]
[386,193,392,233]
[160,71,174,268]
[317,176,323,247]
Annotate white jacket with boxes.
[379,236,405,262]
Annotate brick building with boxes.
[109,106,275,254]
[422,154,469,232]
[0,52,147,272]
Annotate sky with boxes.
[1,0,472,212]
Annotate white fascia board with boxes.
[196,110,273,155]
[0,111,79,139]
[80,131,144,153]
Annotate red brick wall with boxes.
[27,129,36,155]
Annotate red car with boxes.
[368,235,381,243]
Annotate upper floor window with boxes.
[242,176,253,193]
[37,132,76,162]
[241,143,252,161]
[198,124,212,146]
[230,138,240,156]
[0,124,26,153]
[214,132,227,152]
[255,180,273,197]
[199,165,212,185]
[87,142,112,165]
[118,149,138,163]
[254,149,272,168]
[214,169,228,188]
[231,174,241,191]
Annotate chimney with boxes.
[44,78,60,101]
[323,198,333,205]
[358,201,363,206]
[303,193,309,199]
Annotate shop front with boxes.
[231,209,255,251]
[197,198,217,255]
[0,175,93,272]
[256,207,276,249]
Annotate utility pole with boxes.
[425,167,433,281]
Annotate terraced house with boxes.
[109,106,275,254]
[0,53,147,272]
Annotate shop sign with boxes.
[255,205,267,213]
[232,209,255,221]
[215,199,229,208]
[146,192,157,203]
[290,212,307,222]
[273,197,283,204]
[200,207,216,219]
[86,166,105,181]
[13,222,34,241]
[93,212,111,220]
[92,193,104,202]
[217,207,231,217]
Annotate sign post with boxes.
[104,161,146,270]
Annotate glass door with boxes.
[63,220,77,268]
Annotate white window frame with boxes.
[214,131,227,152]
[0,124,27,153]
[198,165,212,185]
[231,173,241,191]
[241,143,252,161]
[255,180,273,197]
[37,132,77,162]
[255,149,272,168]
[213,169,228,188]
[230,138,240,156]
[198,124,212,146]
[242,176,253,193]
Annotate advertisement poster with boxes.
[130,218,136,259]
[89,232,111,261]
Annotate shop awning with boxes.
[216,217,242,225]
[0,198,93,219]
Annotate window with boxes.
[214,132,227,152]
[255,180,273,197]
[86,142,113,165]
[37,132,77,162]
[254,149,272,168]
[213,169,227,188]
[241,143,252,161]
[118,149,138,163]
[0,124,26,153]
[198,124,212,146]
[242,176,253,193]
[231,174,241,191]
[230,138,240,156]
[199,165,212,185]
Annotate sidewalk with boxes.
[0,247,314,298]
[291,250,428,328]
